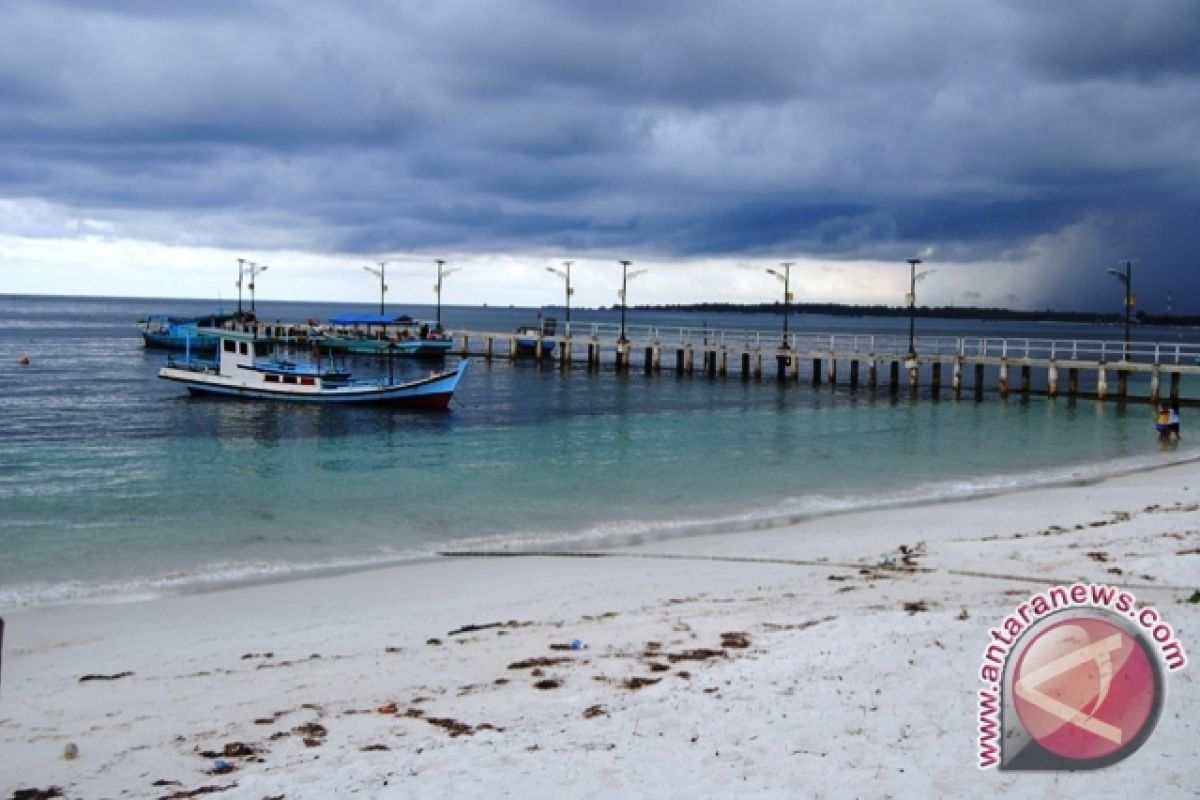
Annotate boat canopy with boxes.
[329,313,414,325]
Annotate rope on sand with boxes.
[438,550,1194,593]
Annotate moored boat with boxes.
[138,311,248,352]
[318,313,454,358]
[159,329,467,408]
[514,316,557,357]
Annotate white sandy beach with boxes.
[2,462,1198,799]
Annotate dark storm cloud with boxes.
[1,0,1198,309]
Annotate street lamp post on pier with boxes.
[363,261,390,315]
[765,262,794,348]
[235,258,246,315]
[245,262,268,314]
[435,259,461,331]
[1106,260,1134,361]
[547,260,574,335]
[618,260,647,344]
[906,258,934,359]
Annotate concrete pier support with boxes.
[1149,368,1160,404]
[754,352,763,379]
[534,335,545,364]
[1117,370,1129,398]
[616,341,629,371]
[485,336,494,361]
[776,353,789,381]
[1047,364,1058,397]
[560,340,571,368]
[908,362,919,392]
[509,336,518,361]
[827,358,837,385]
[998,362,1009,397]
[1020,365,1031,395]
[868,359,878,389]
[719,347,729,377]
[1096,367,1107,401]
[653,345,662,372]
[952,358,963,397]
[460,335,470,358]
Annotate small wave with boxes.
[5,446,1197,611]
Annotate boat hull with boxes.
[516,339,556,356]
[160,360,468,409]
[141,332,219,353]
[320,337,454,357]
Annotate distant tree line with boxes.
[608,301,1200,326]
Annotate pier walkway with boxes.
[449,323,1200,403]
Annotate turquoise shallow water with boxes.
[2,295,1198,607]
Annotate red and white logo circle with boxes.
[1012,616,1158,762]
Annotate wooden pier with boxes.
[448,324,1200,404]
[222,319,1200,403]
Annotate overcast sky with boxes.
[2,0,1198,312]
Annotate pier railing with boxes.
[553,323,1200,366]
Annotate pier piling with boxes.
[418,326,1200,405]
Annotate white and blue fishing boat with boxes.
[159,329,468,409]
[318,313,454,358]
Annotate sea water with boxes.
[1,294,1197,607]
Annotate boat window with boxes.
[283,375,298,384]
[238,342,249,356]
[265,374,280,383]
[300,377,315,386]
[223,340,236,353]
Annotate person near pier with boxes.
[1157,403,1172,441]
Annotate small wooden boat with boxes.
[317,313,454,358]
[138,311,252,352]
[159,329,467,409]
[515,317,557,357]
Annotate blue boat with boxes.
[515,317,557,357]
[319,313,454,358]
[159,329,468,409]
[138,311,246,353]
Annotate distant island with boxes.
[612,301,1200,327]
